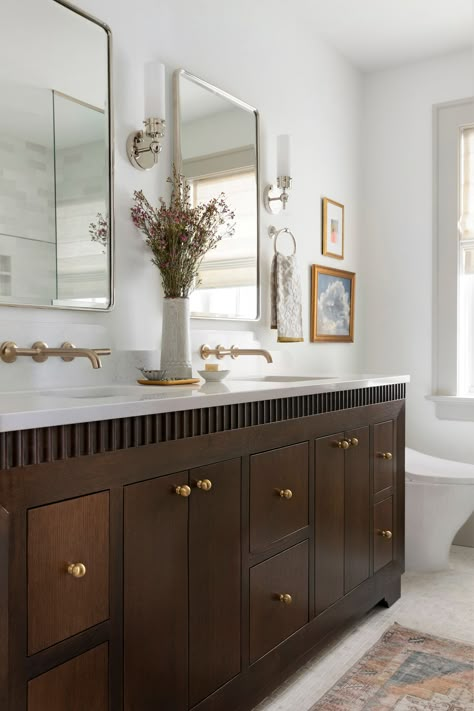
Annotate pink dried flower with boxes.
[130,165,235,298]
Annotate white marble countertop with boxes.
[0,373,409,433]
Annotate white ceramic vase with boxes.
[160,297,192,379]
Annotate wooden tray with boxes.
[137,378,201,386]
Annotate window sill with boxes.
[426,395,474,422]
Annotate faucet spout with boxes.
[230,346,273,363]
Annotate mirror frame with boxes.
[0,0,114,312]
[173,68,260,321]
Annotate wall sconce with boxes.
[264,135,292,214]
[127,62,166,171]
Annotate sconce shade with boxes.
[277,134,291,176]
[145,62,166,118]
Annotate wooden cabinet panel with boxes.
[315,433,344,615]
[374,420,394,493]
[250,442,309,553]
[250,541,309,664]
[344,427,370,593]
[124,473,188,711]
[189,459,242,707]
[28,492,109,655]
[28,643,108,711]
[374,497,394,572]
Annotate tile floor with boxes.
[255,546,474,710]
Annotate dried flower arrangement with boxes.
[131,167,235,298]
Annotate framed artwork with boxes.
[322,197,344,259]
[311,265,355,342]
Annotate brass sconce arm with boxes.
[0,341,111,369]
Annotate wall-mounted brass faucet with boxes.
[200,344,273,364]
[0,341,111,370]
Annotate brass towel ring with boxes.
[268,225,297,256]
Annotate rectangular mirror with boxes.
[174,70,259,320]
[0,0,113,310]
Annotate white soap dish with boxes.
[198,369,230,383]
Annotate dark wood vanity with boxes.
[0,382,405,710]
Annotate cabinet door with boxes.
[344,427,370,593]
[374,420,394,493]
[28,492,109,655]
[189,459,241,707]
[315,433,345,615]
[374,497,394,572]
[250,442,309,553]
[28,644,108,711]
[124,473,188,711]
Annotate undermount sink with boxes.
[234,375,334,383]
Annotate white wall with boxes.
[360,50,474,543]
[361,49,473,462]
[0,0,364,392]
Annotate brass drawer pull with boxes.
[350,437,359,447]
[338,439,350,449]
[67,562,87,578]
[279,593,293,605]
[175,484,191,497]
[278,489,293,499]
[379,529,393,539]
[379,452,393,460]
[196,479,212,491]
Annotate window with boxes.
[431,99,474,419]
[189,170,258,319]
[459,126,474,394]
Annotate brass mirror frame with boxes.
[0,0,114,312]
[173,68,260,321]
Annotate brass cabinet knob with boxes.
[196,479,212,491]
[379,529,393,539]
[381,452,393,460]
[338,439,350,449]
[278,489,293,499]
[279,593,293,605]
[175,484,191,497]
[350,437,359,447]
[67,562,86,578]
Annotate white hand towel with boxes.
[271,253,304,342]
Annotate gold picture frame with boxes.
[311,265,355,342]
[322,197,344,259]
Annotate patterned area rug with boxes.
[310,623,474,710]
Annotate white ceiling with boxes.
[299,0,473,72]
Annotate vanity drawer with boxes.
[373,421,394,493]
[28,492,110,655]
[28,643,109,711]
[250,442,309,553]
[249,540,309,663]
[374,496,393,572]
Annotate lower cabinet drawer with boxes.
[250,540,309,664]
[28,644,109,711]
[374,497,394,572]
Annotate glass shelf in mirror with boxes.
[0,0,113,310]
[174,69,259,321]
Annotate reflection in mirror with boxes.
[174,70,259,320]
[0,0,112,310]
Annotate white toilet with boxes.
[405,447,474,571]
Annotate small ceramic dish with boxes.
[138,368,168,381]
[198,369,230,383]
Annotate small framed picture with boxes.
[311,265,355,342]
[322,197,344,259]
